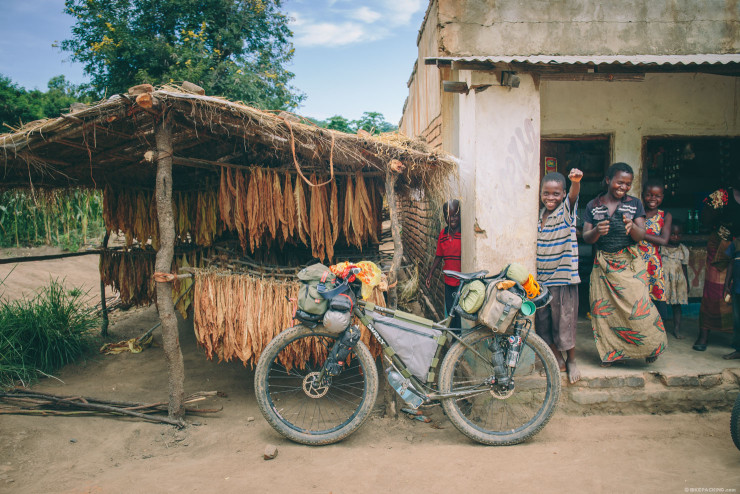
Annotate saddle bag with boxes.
[478,282,523,333]
[367,311,443,381]
[296,263,337,316]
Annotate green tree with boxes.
[61,0,303,110]
[324,115,353,133]
[0,75,90,131]
[353,111,396,135]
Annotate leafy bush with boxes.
[0,281,99,387]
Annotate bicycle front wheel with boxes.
[439,328,561,445]
[731,391,740,451]
[254,325,379,445]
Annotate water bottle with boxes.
[386,368,424,409]
[506,335,522,367]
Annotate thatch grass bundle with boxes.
[0,280,98,387]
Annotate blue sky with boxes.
[0,0,427,124]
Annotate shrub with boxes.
[0,280,99,387]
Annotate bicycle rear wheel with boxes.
[731,391,740,451]
[254,325,379,445]
[439,328,561,445]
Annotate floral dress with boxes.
[638,210,666,302]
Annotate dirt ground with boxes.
[1,254,739,493]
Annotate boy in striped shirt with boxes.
[536,168,582,383]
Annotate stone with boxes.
[609,390,648,403]
[247,417,255,422]
[658,374,700,387]
[699,374,723,388]
[69,439,77,443]
[263,444,278,460]
[582,376,645,388]
[569,390,610,405]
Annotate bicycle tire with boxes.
[254,325,379,446]
[731,391,740,451]
[438,328,561,445]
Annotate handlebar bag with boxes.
[367,311,443,381]
[297,263,337,316]
[478,283,523,333]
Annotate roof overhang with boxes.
[425,54,740,79]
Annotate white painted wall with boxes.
[455,70,542,275]
[541,73,740,190]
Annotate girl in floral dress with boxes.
[638,180,672,319]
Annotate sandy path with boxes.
[0,250,739,493]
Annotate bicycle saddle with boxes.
[442,270,489,280]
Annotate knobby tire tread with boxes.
[731,391,740,451]
[254,325,379,446]
[439,328,561,446]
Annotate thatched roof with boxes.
[0,86,455,194]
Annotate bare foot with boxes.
[722,351,740,360]
[566,361,581,384]
[672,328,684,339]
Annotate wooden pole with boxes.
[100,231,110,337]
[154,111,186,422]
[385,168,402,310]
[383,164,404,419]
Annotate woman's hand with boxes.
[597,220,610,236]
[623,216,633,235]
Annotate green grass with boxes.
[0,280,100,387]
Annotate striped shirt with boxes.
[537,198,580,286]
[436,227,462,287]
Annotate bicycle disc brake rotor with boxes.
[490,384,515,399]
[303,372,330,398]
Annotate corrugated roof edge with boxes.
[424,54,740,66]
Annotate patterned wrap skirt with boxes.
[590,246,668,362]
[699,232,733,332]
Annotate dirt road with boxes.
[0,306,738,494]
[0,252,739,493]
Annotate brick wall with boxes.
[397,191,445,319]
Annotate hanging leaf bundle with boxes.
[102,186,220,248]
[192,271,301,367]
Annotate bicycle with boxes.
[732,390,740,451]
[254,267,561,446]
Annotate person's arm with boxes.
[682,245,691,294]
[644,212,672,247]
[583,220,609,244]
[625,216,646,241]
[567,168,583,210]
[683,263,690,294]
[425,255,443,288]
[724,261,734,300]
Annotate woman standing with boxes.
[583,163,667,365]
[693,172,740,351]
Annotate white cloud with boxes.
[293,21,372,47]
[288,0,425,48]
[350,7,382,24]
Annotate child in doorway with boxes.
[661,221,690,339]
[425,200,461,327]
[638,179,673,319]
[722,237,740,360]
[536,168,583,384]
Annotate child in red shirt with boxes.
[425,200,461,327]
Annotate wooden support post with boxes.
[154,111,186,422]
[385,167,402,310]
[100,231,110,337]
[383,164,403,419]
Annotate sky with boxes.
[0,0,428,124]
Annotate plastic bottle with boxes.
[506,335,522,367]
[386,368,424,409]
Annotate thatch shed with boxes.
[0,84,456,421]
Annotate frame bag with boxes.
[368,311,443,381]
